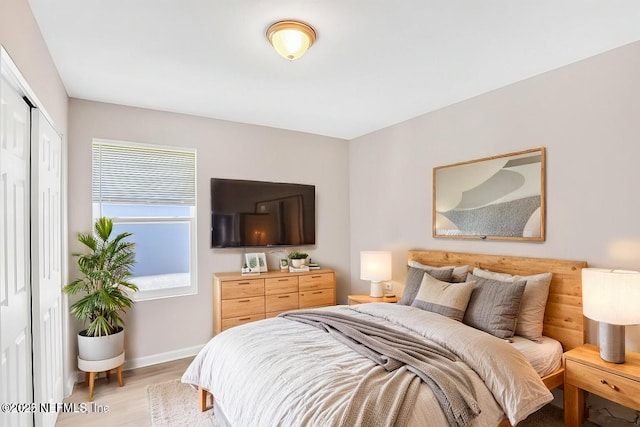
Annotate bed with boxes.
[182,250,587,427]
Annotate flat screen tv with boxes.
[211,178,316,248]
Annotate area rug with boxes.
[148,379,566,426]
[518,403,564,426]
[148,379,217,426]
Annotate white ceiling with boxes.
[28,0,640,140]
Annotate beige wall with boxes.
[68,99,351,369]
[349,40,640,351]
[0,0,68,130]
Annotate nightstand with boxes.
[348,294,400,305]
[564,344,640,427]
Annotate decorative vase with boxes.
[291,259,304,268]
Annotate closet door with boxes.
[0,71,33,427]
[31,111,63,427]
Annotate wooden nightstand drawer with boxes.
[266,292,299,313]
[221,313,266,331]
[221,279,264,299]
[299,288,334,308]
[299,273,334,292]
[265,277,298,295]
[221,296,265,318]
[565,359,640,410]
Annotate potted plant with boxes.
[288,251,309,268]
[63,217,137,361]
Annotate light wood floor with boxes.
[55,356,194,427]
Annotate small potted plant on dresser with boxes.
[288,251,309,268]
[63,217,138,362]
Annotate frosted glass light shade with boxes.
[582,268,640,325]
[266,20,316,61]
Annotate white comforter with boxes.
[182,304,552,426]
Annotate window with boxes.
[92,139,197,300]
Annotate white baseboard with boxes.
[64,376,77,397]
[70,344,205,385]
[123,344,204,370]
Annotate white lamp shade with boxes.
[582,268,640,325]
[360,251,392,282]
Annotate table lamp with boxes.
[360,251,392,298]
[582,268,640,363]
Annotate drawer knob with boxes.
[278,295,289,299]
[600,379,618,391]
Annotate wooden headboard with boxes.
[408,250,587,351]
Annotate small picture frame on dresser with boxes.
[280,258,289,271]
[244,253,261,275]
[256,252,267,272]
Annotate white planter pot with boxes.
[78,328,125,361]
[291,259,305,268]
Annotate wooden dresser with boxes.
[213,269,336,334]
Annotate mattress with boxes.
[510,335,563,378]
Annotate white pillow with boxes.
[411,273,474,321]
[472,267,552,342]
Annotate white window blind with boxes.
[92,141,196,205]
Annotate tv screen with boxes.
[211,178,316,248]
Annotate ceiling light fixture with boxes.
[266,20,316,61]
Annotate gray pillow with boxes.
[398,266,454,305]
[472,268,552,342]
[408,260,469,283]
[411,273,474,321]
[463,274,526,339]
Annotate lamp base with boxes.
[599,322,625,363]
[369,281,383,298]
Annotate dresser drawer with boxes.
[266,292,299,313]
[265,276,298,295]
[213,269,336,335]
[221,313,266,331]
[565,359,640,410]
[221,279,264,299]
[299,273,334,292]
[299,288,334,308]
[221,296,265,319]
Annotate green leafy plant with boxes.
[288,251,309,260]
[63,217,138,337]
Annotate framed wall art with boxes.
[433,147,545,241]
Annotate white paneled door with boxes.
[31,111,63,427]
[0,71,33,427]
[1,51,64,427]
